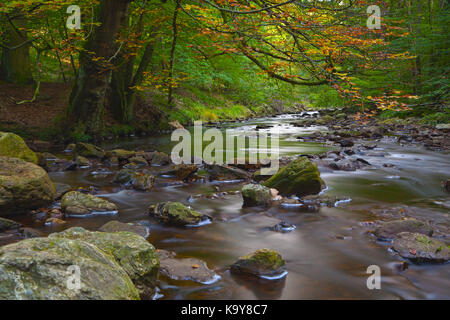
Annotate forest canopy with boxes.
[0,0,448,138]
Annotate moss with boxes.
[263,157,324,196]
[0,132,37,163]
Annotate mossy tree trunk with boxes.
[0,13,34,85]
[67,0,132,137]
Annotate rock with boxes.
[127,156,148,167]
[105,149,136,160]
[169,120,184,130]
[74,142,105,159]
[157,250,219,284]
[206,164,251,181]
[0,237,140,299]
[61,191,117,215]
[374,219,433,241]
[54,183,72,199]
[0,132,38,164]
[0,157,56,216]
[75,155,91,167]
[45,217,67,226]
[50,227,159,298]
[148,201,207,226]
[230,249,287,279]
[0,217,22,232]
[113,169,155,191]
[142,151,170,166]
[99,220,149,238]
[263,157,325,197]
[241,184,272,207]
[392,232,450,264]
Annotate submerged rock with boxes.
[0,237,140,300]
[0,156,56,216]
[230,249,286,279]
[61,191,117,215]
[241,184,272,207]
[50,227,159,298]
[263,157,325,197]
[157,250,219,284]
[374,219,433,241]
[99,220,149,238]
[74,142,105,159]
[392,232,450,264]
[0,132,38,164]
[148,201,207,226]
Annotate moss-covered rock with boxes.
[0,156,56,216]
[61,191,117,215]
[99,220,149,238]
[0,132,37,164]
[0,237,140,300]
[50,227,159,298]
[263,157,325,196]
[374,219,433,241]
[241,184,272,207]
[148,201,206,226]
[74,142,105,159]
[230,249,286,278]
[392,232,450,264]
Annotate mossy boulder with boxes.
[374,219,433,241]
[230,249,286,278]
[263,157,325,197]
[0,132,37,164]
[148,201,206,226]
[392,232,450,264]
[61,191,117,215]
[0,237,140,300]
[0,157,56,216]
[50,227,159,298]
[241,184,272,207]
[74,142,105,159]
[99,220,149,238]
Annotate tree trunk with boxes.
[67,0,132,137]
[0,13,34,85]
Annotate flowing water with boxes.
[18,113,450,299]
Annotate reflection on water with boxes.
[22,113,450,299]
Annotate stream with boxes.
[16,113,450,299]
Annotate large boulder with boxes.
[374,219,433,241]
[148,201,207,226]
[74,143,105,159]
[241,184,272,207]
[0,157,56,216]
[0,237,140,300]
[0,132,37,164]
[61,191,117,215]
[50,227,159,298]
[263,157,325,197]
[230,249,287,279]
[392,232,450,264]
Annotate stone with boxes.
[99,220,149,238]
[0,237,140,299]
[50,227,159,298]
[230,249,286,279]
[0,132,38,164]
[61,191,117,215]
[392,232,450,264]
[0,156,56,216]
[263,157,325,196]
[241,184,272,207]
[148,201,206,226]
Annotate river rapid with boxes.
[17,113,450,299]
